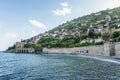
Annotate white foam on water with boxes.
[78,55,120,64]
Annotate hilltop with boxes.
[7,6,120,52]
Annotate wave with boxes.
[78,55,120,64]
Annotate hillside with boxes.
[48,7,120,33]
[7,6,120,51]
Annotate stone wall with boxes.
[14,48,35,53]
[115,42,120,56]
[43,45,104,56]
[43,42,120,56]
[104,42,112,56]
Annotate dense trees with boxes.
[35,44,42,52]
[8,31,120,51]
[101,31,120,42]
[112,31,120,42]
[113,31,120,38]
[7,45,15,50]
[37,33,104,48]
[41,28,120,49]
[102,32,110,41]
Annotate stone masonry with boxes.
[43,42,120,56]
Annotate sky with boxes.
[0,0,120,51]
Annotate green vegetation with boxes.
[7,45,15,50]
[37,31,120,48]
[34,44,42,52]
[112,31,120,42]
[102,32,110,41]
[37,32,104,48]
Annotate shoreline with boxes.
[77,55,120,64]
[2,51,120,64]
[6,42,120,57]
[45,53,120,64]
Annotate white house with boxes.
[95,38,104,43]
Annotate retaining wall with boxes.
[43,45,104,56]
[43,42,120,56]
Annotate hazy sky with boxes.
[0,0,120,50]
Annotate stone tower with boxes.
[104,41,116,56]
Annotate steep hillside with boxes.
[7,6,120,51]
[48,7,120,34]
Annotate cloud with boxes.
[52,7,71,16]
[107,0,120,9]
[29,20,46,29]
[60,2,69,7]
[5,32,18,38]
[52,1,72,16]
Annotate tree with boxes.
[95,32,101,38]
[7,45,15,50]
[88,29,95,38]
[35,44,42,51]
[80,26,88,32]
[80,34,88,40]
[102,32,110,41]
[118,36,120,42]
[112,31,120,38]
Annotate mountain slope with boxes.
[7,6,120,50]
[49,7,120,33]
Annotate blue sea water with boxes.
[0,52,120,80]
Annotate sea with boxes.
[0,52,120,80]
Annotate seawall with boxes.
[43,42,120,56]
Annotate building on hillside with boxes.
[15,48,35,53]
[52,33,58,38]
[29,35,41,44]
[80,38,94,44]
[113,28,120,32]
[105,15,111,22]
[95,12,101,16]
[92,26,103,34]
[81,23,86,26]
[15,41,36,53]
[108,11,113,14]
[15,42,26,49]
[95,38,104,43]
[115,23,120,28]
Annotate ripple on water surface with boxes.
[0,53,120,80]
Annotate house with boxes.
[15,42,26,49]
[108,11,113,14]
[59,35,64,39]
[80,38,94,44]
[95,12,101,16]
[95,38,104,43]
[93,26,103,33]
[29,36,41,44]
[62,32,69,36]
[105,15,111,22]
[81,23,86,26]
[115,23,120,28]
[52,34,58,38]
[80,40,87,44]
